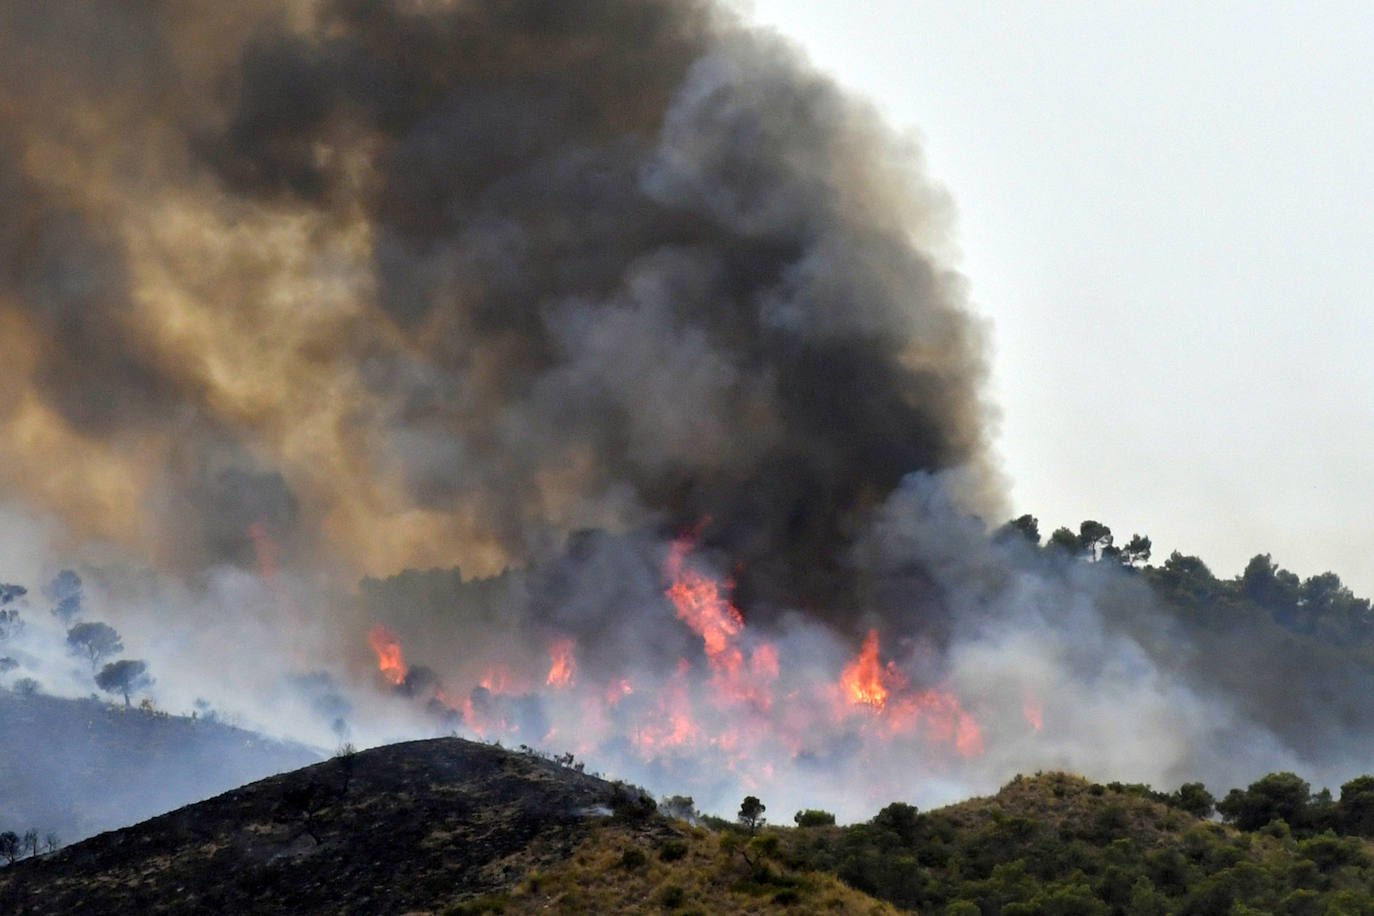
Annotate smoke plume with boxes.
[0,0,1344,826]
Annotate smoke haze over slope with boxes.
[0,0,1360,824]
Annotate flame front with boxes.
[836,629,984,758]
[665,537,744,660]
[842,630,895,708]
[547,638,577,688]
[361,538,990,804]
[367,625,407,686]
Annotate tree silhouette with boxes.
[44,570,83,624]
[95,659,153,707]
[66,621,123,670]
[1078,520,1113,561]
[738,795,766,834]
[995,514,1040,546]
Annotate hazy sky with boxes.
[742,1,1374,594]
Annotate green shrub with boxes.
[659,840,689,862]
[795,809,837,827]
[658,884,686,907]
[620,848,648,869]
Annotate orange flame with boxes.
[479,665,525,695]
[367,625,407,686]
[547,638,577,688]
[837,629,985,757]
[842,629,898,708]
[605,678,633,706]
[1023,691,1043,731]
[663,537,778,710]
[364,537,989,777]
[665,537,744,659]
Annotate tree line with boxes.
[0,571,155,708]
[996,513,1374,646]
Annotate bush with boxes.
[658,884,686,907]
[1171,783,1216,819]
[794,809,837,827]
[659,840,689,862]
[620,847,647,870]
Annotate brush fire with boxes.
[0,0,1271,828]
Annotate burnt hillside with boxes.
[0,737,660,915]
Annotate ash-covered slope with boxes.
[0,689,318,844]
[0,737,657,915]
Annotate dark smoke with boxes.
[5,0,1364,830]
[0,0,995,615]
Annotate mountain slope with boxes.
[0,689,318,843]
[0,737,899,915]
[0,738,653,914]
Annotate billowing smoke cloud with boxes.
[0,0,993,605]
[0,0,1350,828]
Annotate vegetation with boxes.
[95,659,153,707]
[776,772,1374,915]
[996,513,1374,762]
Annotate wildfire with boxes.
[605,679,633,706]
[663,536,778,710]
[367,625,407,686]
[837,629,985,757]
[841,629,898,708]
[547,638,577,688]
[664,537,744,660]
[359,536,993,793]
[1023,691,1044,731]
[479,665,524,695]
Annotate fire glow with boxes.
[547,638,576,688]
[364,536,988,794]
[367,625,406,686]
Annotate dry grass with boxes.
[474,823,900,916]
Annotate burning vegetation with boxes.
[9,0,1374,833]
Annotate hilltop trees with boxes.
[0,831,18,865]
[96,660,153,708]
[995,514,1041,546]
[739,796,766,833]
[0,583,25,642]
[0,570,160,709]
[44,570,83,624]
[66,622,123,670]
[1077,520,1113,560]
[1217,772,1316,832]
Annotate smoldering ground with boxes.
[0,0,1361,826]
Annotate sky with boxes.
[741,1,1374,594]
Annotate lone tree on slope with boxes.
[0,831,19,865]
[44,570,83,624]
[95,659,153,707]
[738,795,766,834]
[66,621,123,670]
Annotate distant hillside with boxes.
[0,689,318,843]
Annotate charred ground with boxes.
[0,737,666,915]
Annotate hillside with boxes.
[9,739,1374,914]
[0,690,319,844]
[0,737,896,915]
[785,771,1374,914]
